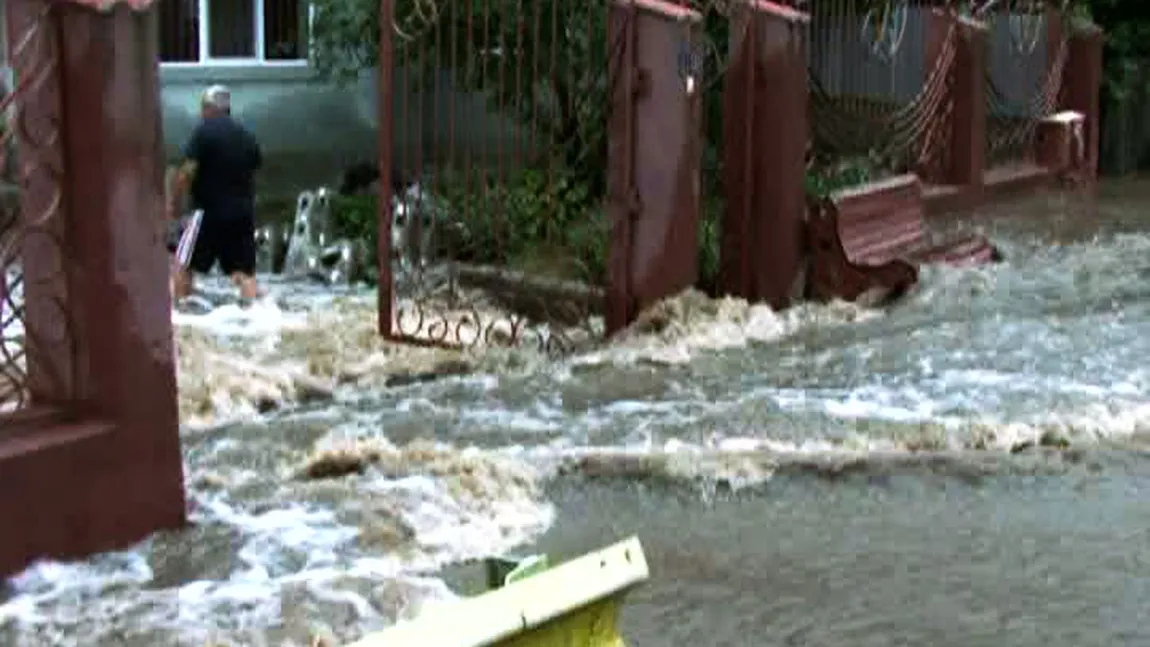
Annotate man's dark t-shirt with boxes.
[181,115,262,221]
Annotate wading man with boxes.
[166,85,263,302]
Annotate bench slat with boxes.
[810,173,1001,304]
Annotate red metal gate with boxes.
[373,0,705,353]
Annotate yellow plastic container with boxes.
[346,536,649,647]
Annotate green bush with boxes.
[329,193,380,256]
[408,168,610,285]
[326,162,870,293]
[805,158,873,199]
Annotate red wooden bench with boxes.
[805,174,999,304]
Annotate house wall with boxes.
[158,64,529,200]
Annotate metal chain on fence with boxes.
[984,0,1068,164]
[807,0,959,176]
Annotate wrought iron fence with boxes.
[379,0,616,354]
[804,0,951,179]
[803,0,1070,177]
[376,0,746,353]
[984,1,1065,165]
[1,1,73,417]
[370,0,1086,355]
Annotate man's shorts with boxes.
[176,211,257,277]
[165,215,190,255]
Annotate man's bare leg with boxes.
[231,272,259,301]
[172,265,194,301]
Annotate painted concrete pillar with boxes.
[0,0,186,577]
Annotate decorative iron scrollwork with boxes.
[1,1,72,415]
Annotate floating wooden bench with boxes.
[805,174,1000,304]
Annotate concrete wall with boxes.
[158,63,530,199]
[159,65,377,194]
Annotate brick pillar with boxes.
[0,0,186,576]
[606,0,703,333]
[720,0,808,309]
[57,0,186,536]
[1062,26,1103,182]
[925,11,987,188]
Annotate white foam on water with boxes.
[455,406,566,433]
[172,294,310,340]
[568,290,882,367]
[169,280,879,430]
[171,261,1150,458]
[303,430,557,570]
[2,547,458,646]
[171,276,439,428]
[0,436,551,645]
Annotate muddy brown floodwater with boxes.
[3,179,1150,646]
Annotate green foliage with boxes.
[330,193,381,260]
[326,166,866,295]
[430,168,609,284]
[254,194,299,227]
[1068,0,1145,103]
[804,159,873,199]
[308,0,379,83]
[310,0,731,292]
[698,205,722,294]
[311,0,610,197]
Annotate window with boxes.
[158,0,310,65]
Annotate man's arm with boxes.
[165,127,204,219]
[165,159,197,219]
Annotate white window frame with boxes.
[160,0,313,69]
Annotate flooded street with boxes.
[538,462,1150,646]
[4,180,1150,646]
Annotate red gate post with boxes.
[922,9,987,211]
[1061,24,1103,185]
[720,0,808,309]
[0,0,186,577]
[606,0,704,334]
[376,0,396,337]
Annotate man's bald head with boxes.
[200,84,231,117]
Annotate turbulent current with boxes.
[3,182,1150,646]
